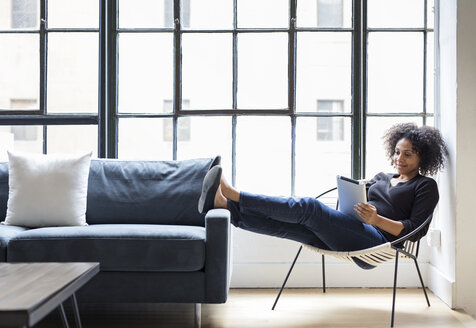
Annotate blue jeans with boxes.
[227,191,389,270]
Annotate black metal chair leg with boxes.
[413,257,431,307]
[322,254,326,293]
[391,250,399,328]
[272,245,303,310]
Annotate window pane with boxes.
[296,32,351,112]
[427,32,434,114]
[237,33,288,109]
[118,118,173,160]
[0,126,42,157]
[368,0,424,28]
[0,34,39,110]
[47,125,98,157]
[47,33,98,114]
[118,0,169,28]
[186,0,233,30]
[236,116,291,196]
[118,33,173,113]
[177,116,232,176]
[238,0,288,28]
[48,0,98,28]
[295,117,351,197]
[182,34,232,109]
[367,32,423,114]
[297,0,352,28]
[365,117,422,179]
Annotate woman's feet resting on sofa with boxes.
[198,165,222,214]
[198,166,240,213]
[214,175,239,209]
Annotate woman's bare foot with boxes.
[214,185,228,209]
[220,175,240,202]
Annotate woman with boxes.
[198,123,448,269]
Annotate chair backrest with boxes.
[402,240,420,257]
[315,187,338,210]
[391,213,433,258]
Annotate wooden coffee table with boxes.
[0,262,99,328]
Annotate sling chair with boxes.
[271,187,433,327]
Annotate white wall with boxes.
[429,0,457,307]
[430,0,476,318]
[454,0,476,317]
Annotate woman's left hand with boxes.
[354,203,379,225]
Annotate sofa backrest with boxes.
[0,158,214,226]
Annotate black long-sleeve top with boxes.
[366,172,439,242]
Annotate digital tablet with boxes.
[336,175,367,222]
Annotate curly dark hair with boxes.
[383,123,448,176]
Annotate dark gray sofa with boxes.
[0,157,231,325]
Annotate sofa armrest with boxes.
[204,208,231,303]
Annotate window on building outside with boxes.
[316,100,344,141]
[11,0,37,28]
[163,100,191,142]
[9,99,38,141]
[164,0,190,28]
[317,0,343,27]
[10,126,37,141]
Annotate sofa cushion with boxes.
[85,158,214,226]
[7,224,206,272]
[4,151,91,227]
[0,224,29,262]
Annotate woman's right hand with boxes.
[354,203,379,225]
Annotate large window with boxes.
[0,0,99,156]
[365,0,434,178]
[0,0,435,197]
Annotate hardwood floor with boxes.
[36,288,476,328]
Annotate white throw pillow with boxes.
[3,151,92,227]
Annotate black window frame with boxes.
[0,0,434,196]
